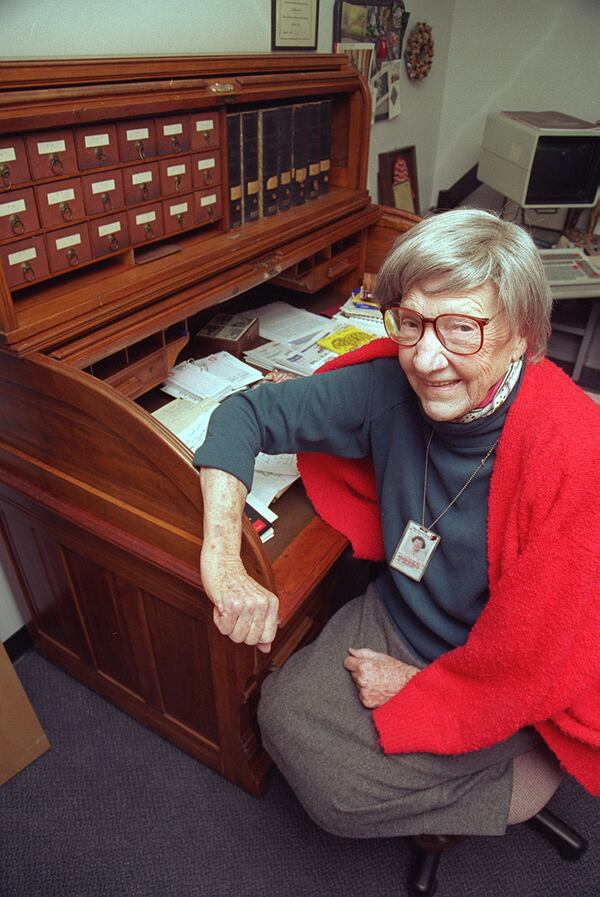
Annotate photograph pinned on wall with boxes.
[333,41,375,82]
[332,1,411,121]
[378,145,419,215]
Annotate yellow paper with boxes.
[317,326,377,356]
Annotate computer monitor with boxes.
[477,112,600,209]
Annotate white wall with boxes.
[433,0,600,209]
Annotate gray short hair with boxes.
[374,209,552,361]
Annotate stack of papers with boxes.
[332,296,387,337]
[252,301,331,344]
[244,333,337,377]
[152,397,219,452]
[162,351,263,403]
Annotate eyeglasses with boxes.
[382,305,498,355]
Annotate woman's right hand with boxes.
[201,548,279,653]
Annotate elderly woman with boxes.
[195,209,599,839]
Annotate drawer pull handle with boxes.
[140,183,149,201]
[204,171,212,184]
[207,205,214,218]
[59,202,73,222]
[203,131,211,144]
[94,146,107,162]
[177,213,185,227]
[66,248,79,266]
[143,222,154,239]
[136,141,146,161]
[108,234,120,252]
[49,153,64,175]
[170,136,182,153]
[21,261,36,281]
[101,192,112,211]
[10,214,24,235]
[209,83,234,93]
[0,164,11,189]
[326,259,351,279]
[174,175,181,192]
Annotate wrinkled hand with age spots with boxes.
[200,550,279,653]
[200,467,279,653]
[343,647,419,708]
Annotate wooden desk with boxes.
[0,56,416,794]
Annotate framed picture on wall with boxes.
[272,0,320,51]
[378,146,419,215]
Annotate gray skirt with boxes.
[258,585,542,838]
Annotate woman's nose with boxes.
[412,325,448,372]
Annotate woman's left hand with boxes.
[343,647,419,708]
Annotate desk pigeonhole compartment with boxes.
[162,195,195,235]
[116,119,157,162]
[82,170,126,216]
[128,204,163,243]
[191,151,221,189]
[26,129,78,179]
[159,157,193,196]
[0,188,40,240]
[0,136,31,190]
[190,113,220,151]
[74,123,120,170]
[156,115,191,156]
[123,163,160,206]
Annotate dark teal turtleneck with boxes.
[194,357,524,663]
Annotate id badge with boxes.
[390,520,440,582]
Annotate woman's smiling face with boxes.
[397,277,527,421]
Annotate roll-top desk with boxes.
[0,55,417,795]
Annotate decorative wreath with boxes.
[404,22,434,81]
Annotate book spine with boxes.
[319,100,332,195]
[258,108,280,218]
[306,102,321,201]
[226,113,242,229]
[241,111,260,223]
[292,103,308,206]
[278,105,294,213]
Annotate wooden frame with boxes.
[271,0,320,51]
[378,145,419,216]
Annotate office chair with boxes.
[408,807,588,896]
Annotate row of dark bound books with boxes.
[227,100,332,228]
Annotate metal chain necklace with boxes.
[391,428,500,582]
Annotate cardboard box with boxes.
[0,642,50,786]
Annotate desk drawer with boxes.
[35,178,85,229]
[190,113,220,150]
[89,213,130,258]
[123,163,160,205]
[194,188,222,225]
[159,157,193,196]
[117,119,157,162]
[82,170,126,215]
[128,204,163,243]
[191,151,221,189]
[0,236,49,288]
[0,188,40,241]
[26,129,78,179]
[74,123,120,170]
[0,136,31,191]
[46,223,92,273]
[163,195,195,234]
[156,115,190,156]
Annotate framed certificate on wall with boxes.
[272,0,320,51]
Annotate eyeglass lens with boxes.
[384,308,483,354]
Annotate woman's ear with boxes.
[512,334,528,362]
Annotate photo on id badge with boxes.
[390,520,439,582]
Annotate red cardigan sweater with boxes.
[298,342,600,795]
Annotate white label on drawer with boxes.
[84,133,110,149]
[91,178,116,195]
[0,147,17,163]
[0,198,26,217]
[167,164,186,177]
[195,120,214,132]
[197,157,216,170]
[47,187,75,205]
[37,139,66,155]
[169,201,189,216]
[55,233,82,250]
[200,193,217,206]
[98,221,122,237]
[135,210,156,225]
[131,171,153,185]
[163,123,183,136]
[8,246,37,266]
[126,128,149,142]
